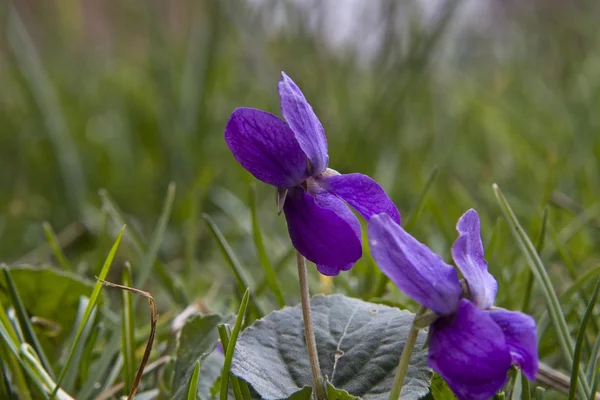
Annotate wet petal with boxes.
[368,213,461,315]
[283,187,361,275]
[429,299,512,400]
[324,173,401,224]
[278,72,328,176]
[489,309,538,380]
[224,107,308,188]
[451,209,497,309]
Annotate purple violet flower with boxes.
[225,72,400,276]
[368,209,538,400]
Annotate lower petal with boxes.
[489,309,539,380]
[429,299,512,400]
[283,187,362,275]
[323,173,401,224]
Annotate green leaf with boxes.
[326,382,358,399]
[187,361,201,400]
[0,266,97,347]
[286,386,312,400]
[429,373,456,400]
[232,294,432,400]
[171,314,231,400]
[220,289,250,400]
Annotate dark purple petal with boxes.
[451,209,497,309]
[224,107,308,188]
[367,214,461,315]
[489,309,538,380]
[283,187,361,275]
[429,299,512,400]
[323,173,401,224]
[278,72,328,176]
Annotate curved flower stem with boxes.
[296,251,326,400]
[390,305,427,400]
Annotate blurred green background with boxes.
[1,0,600,391]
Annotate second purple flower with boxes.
[368,209,538,400]
[225,72,399,276]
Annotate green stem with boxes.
[390,306,427,400]
[296,252,326,400]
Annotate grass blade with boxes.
[61,298,97,393]
[588,327,600,384]
[403,166,439,231]
[568,276,600,400]
[521,207,549,313]
[42,222,72,271]
[0,321,49,399]
[187,361,201,400]
[121,264,136,394]
[249,183,285,307]
[535,387,545,400]
[493,184,590,399]
[202,213,264,316]
[134,182,176,290]
[218,324,251,400]
[50,225,126,398]
[220,289,249,400]
[7,7,85,214]
[1,266,55,379]
[255,247,294,297]
[21,344,73,400]
[99,187,188,306]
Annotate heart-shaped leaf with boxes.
[232,294,432,399]
[0,266,98,345]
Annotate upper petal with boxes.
[323,173,401,224]
[488,309,538,380]
[367,213,462,315]
[451,209,498,309]
[278,72,328,176]
[429,299,512,400]
[224,107,308,188]
[283,187,361,275]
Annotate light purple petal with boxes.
[283,187,361,275]
[367,213,461,315]
[224,107,308,188]
[278,72,328,176]
[323,173,401,224]
[429,299,512,400]
[489,309,539,380]
[451,209,498,309]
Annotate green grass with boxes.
[1,1,600,398]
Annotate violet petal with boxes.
[278,72,328,176]
[451,209,498,309]
[324,173,401,224]
[429,299,512,400]
[283,187,361,275]
[224,107,308,188]
[367,213,462,315]
[489,309,539,380]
